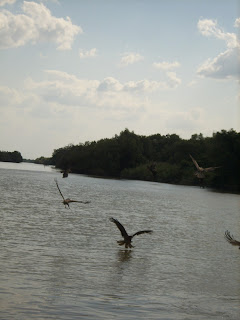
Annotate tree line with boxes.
[0,150,23,163]
[36,129,240,193]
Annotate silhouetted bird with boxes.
[55,179,90,209]
[61,168,71,178]
[189,154,221,179]
[225,230,240,249]
[110,217,152,248]
[147,162,157,180]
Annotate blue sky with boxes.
[0,0,239,159]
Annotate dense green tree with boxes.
[46,128,240,193]
[34,156,52,165]
[0,150,23,163]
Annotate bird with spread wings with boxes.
[189,154,221,179]
[225,230,240,249]
[55,179,90,209]
[110,217,152,248]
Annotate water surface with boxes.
[0,162,239,319]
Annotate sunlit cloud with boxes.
[197,47,240,79]
[166,72,182,88]
[197,18,240,80]
[198,18,238,48]
[79,48,97,58]
[152,60,181,87]
[97,77,123,92]
[0,1,82,50]
[120,52,144,66]
[153,61,180,70]
[17,69,182,115]
[235,17,240,28]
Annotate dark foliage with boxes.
[46,128,240,193]
[0,150,23,163]
[34,156,52,165]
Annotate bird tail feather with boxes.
[117,240,125,246]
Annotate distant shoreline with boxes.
[1,161,239,195]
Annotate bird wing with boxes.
[225,230,240,246]
[189,154,200,170]
[110,218,129,238]
[204,166,221,172]
[55,179,65,200]
[132,230,153,238]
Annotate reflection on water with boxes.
[117,249,133,262]
[0,162,239,320]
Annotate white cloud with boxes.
[198,18,238,48]
[22,70,182,113]
[0,70,182,144]
[197,18,240,79]
[166,72,182,88]
[97,77,123,92]
[22,75,147,118]
[0,85,25,106]
[120,52,144,66]
[152,60,181,87]
[235,17,240,28]
[123,79,167,92]
[0,0,15,6]
[197,47,240,79]
[79,48,97,58]
[97,77,170,93]
[0,1,82,50]
[153,61,180,70]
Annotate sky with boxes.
[0,0,239,159]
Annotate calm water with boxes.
[0,162,239,320]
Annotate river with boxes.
[0,162,239,319]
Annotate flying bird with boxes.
[55,179,90,209]
[225,230,240,249]
[189,154,221,179]
[110,217,152,248]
